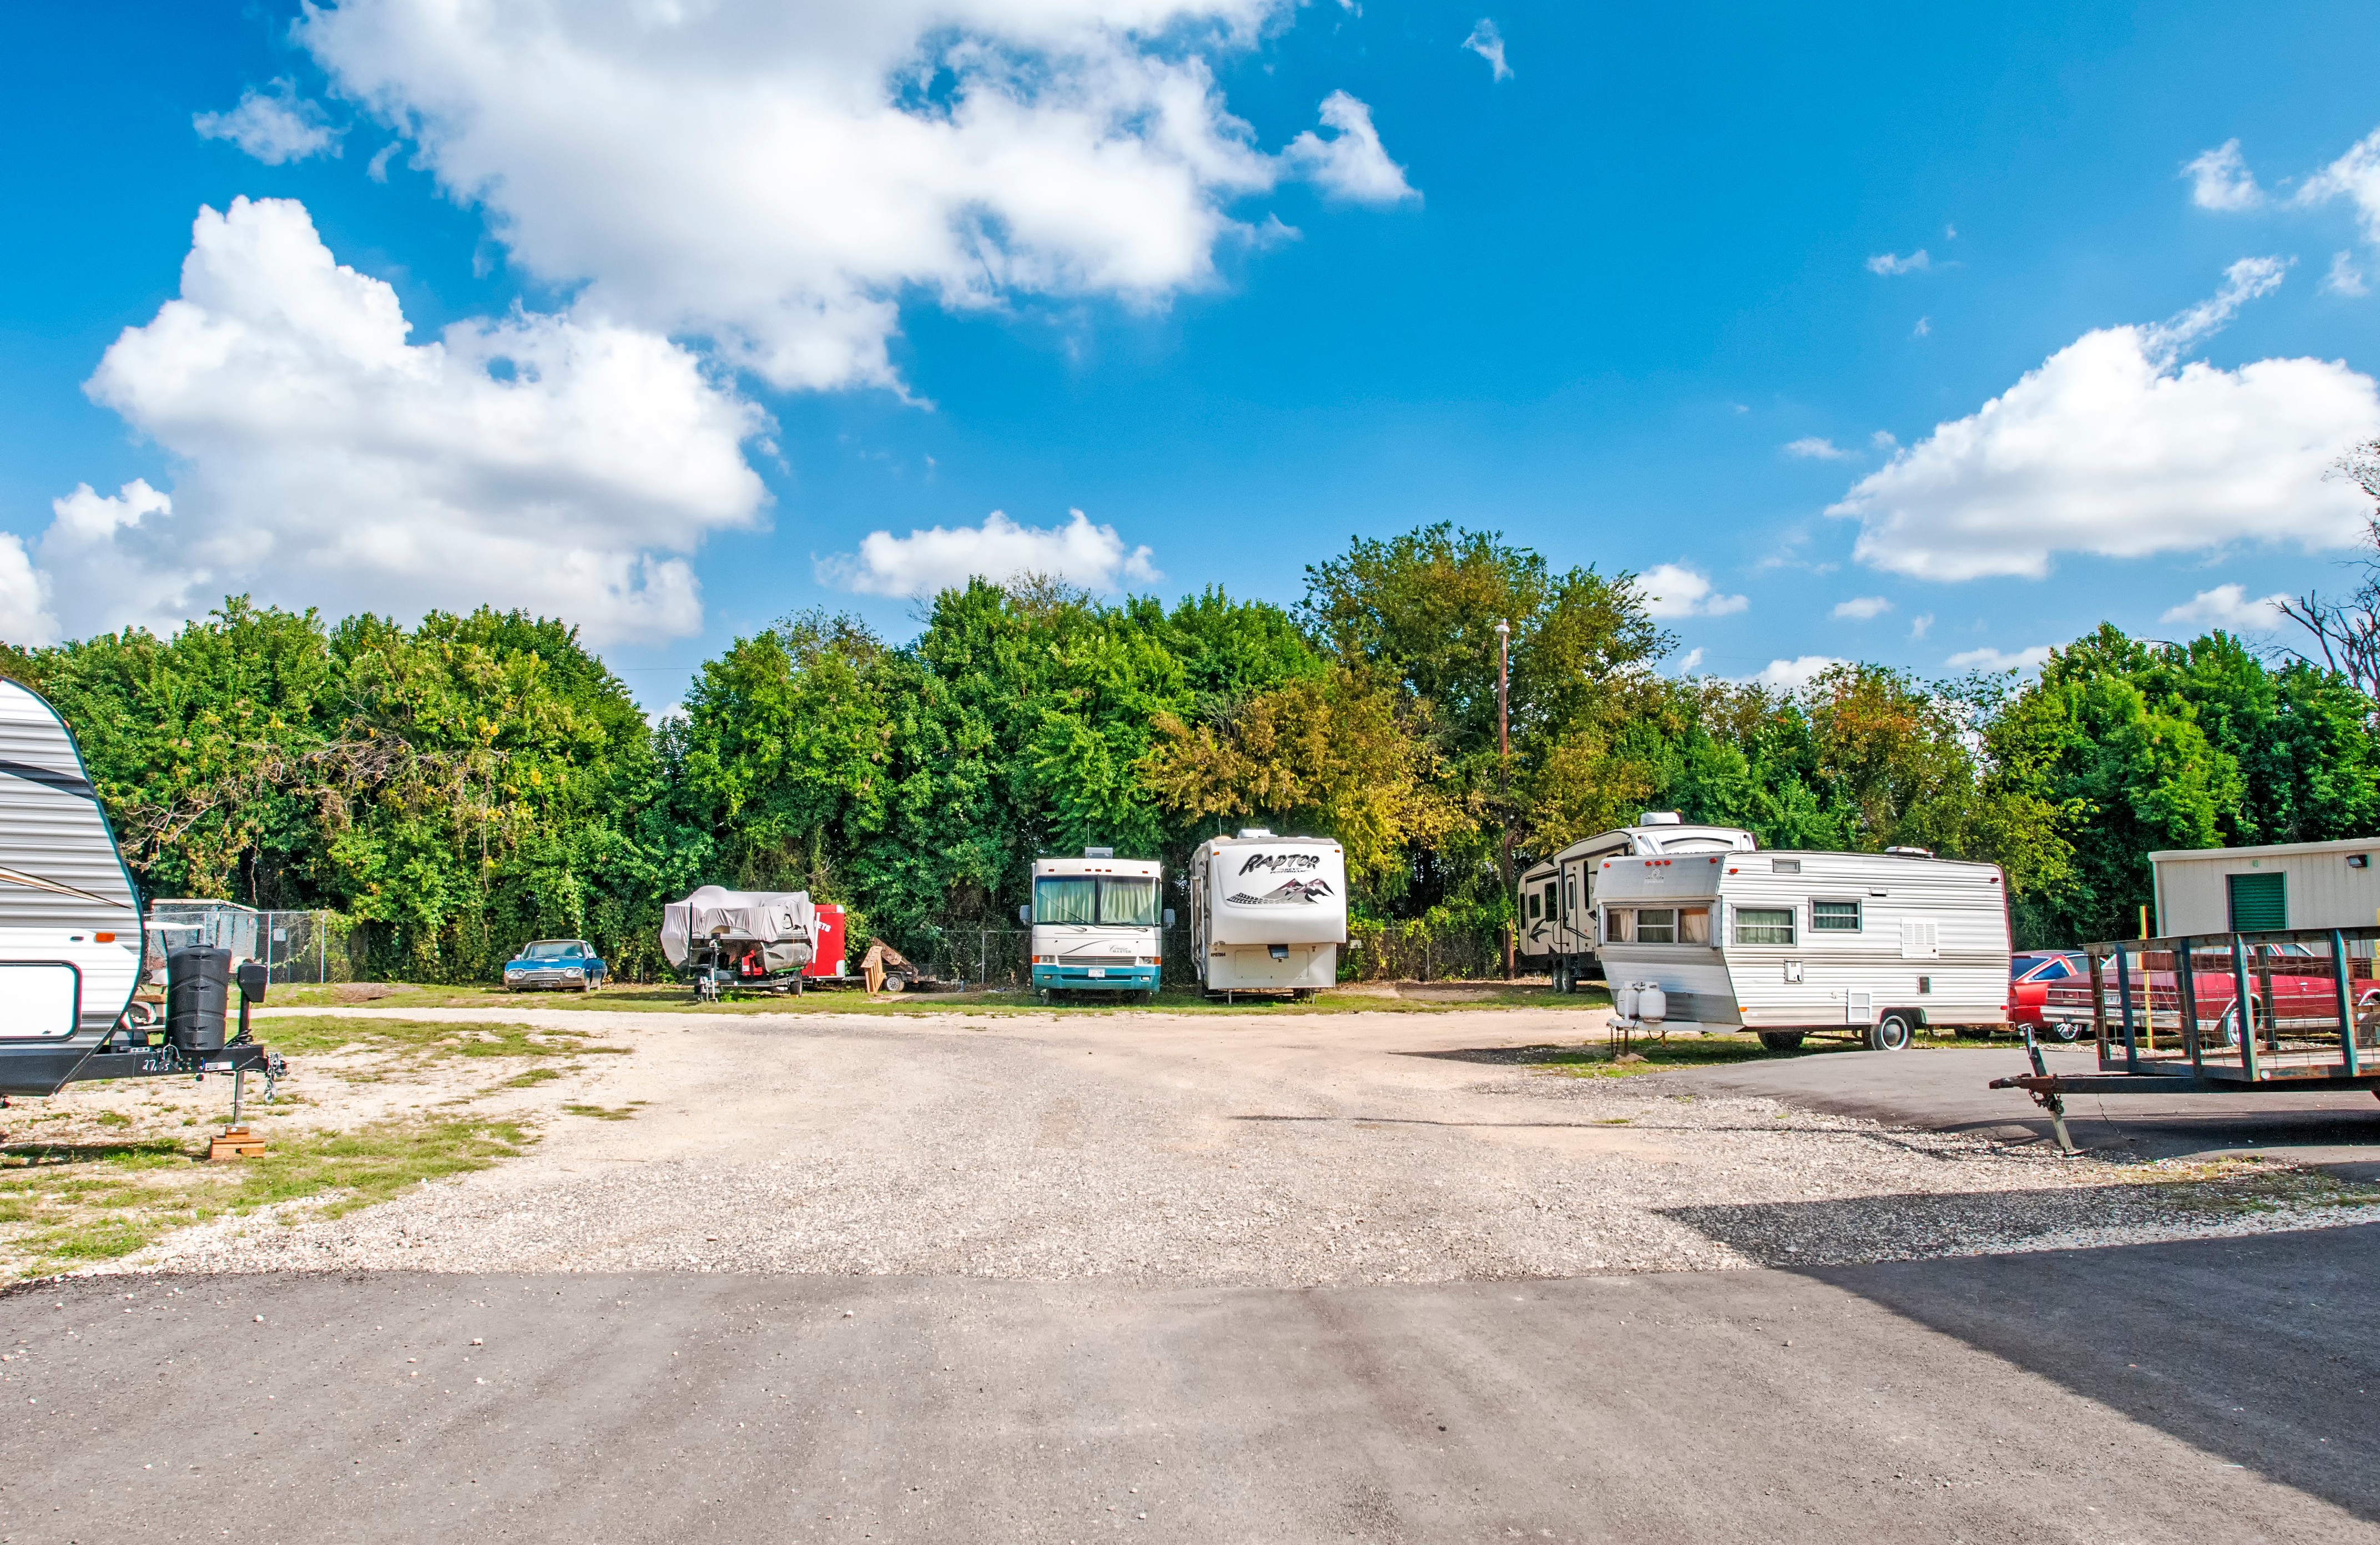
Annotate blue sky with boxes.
[5,1,2380,704]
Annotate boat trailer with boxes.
[1990,923,2380,1153]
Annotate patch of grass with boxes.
[260,1016,631,1060]
[0,1114,540,1275]
[500,1067,568,1089]
[228,1117,536,1218]
[561,1102,644,1122]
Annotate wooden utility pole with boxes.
[1497,618,1513,980]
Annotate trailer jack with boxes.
[1986,1029,2078,1155]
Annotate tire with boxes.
[1757,1031,1806,1053]
[2045,1020,2081,1043]
[1869,1012,1915,1052]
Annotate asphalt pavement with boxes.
[11,1225,2380,1543]
[1652,1042,2380,1176]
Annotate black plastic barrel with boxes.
[167,947,230,1051]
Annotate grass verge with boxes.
[263,981,1615,1017]
[259,1015,631,1060]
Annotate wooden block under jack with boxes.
[208,1127,267,1162]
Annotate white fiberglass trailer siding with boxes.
[1026,850,1164,998]
[1516,815,1758,988]
[1189,831,1347,994]
[1595,849,2010,1047]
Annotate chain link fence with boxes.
[145,900,364,984]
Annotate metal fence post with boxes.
[2332,928,2359,1077]
[2231,934,2261,1081]
[2115,942,2139,1074]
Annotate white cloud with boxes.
[1461,19,1511,80]
[1285,91,1418,205]
[1828,260,2380,580]
[0,534,53,645]
[1672,647,1705,675]
[193,78,342,165]
[819,509,1159,598]
[1945,645,2052,673]
[298,0,1407,393]
[1870,430,1898,449]
[2159,583,2290,632]
[1866,250,1930,276]
[2326,251,2370,297]
[1638,563,1747,619]
[1912,316,1931,337]
[1908,613,1933,640]
[1832,596,1892,620]
[2184,139,2263,211]
[44,198,767,644]
[1784,437,1853,461]
[2297,127,2380,243]
[1749,655,1847,690]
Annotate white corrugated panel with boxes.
[0,680,140,1040]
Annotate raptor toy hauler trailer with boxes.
[1596,847,2012,1052]
[1515,814,1759,991]
[1020,848,1169,1001]
[1188,830,1347,1000]
[0,679,281,1097]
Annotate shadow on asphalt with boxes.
[1661,1183,2380,1269]
[1791,1224,2380,1526]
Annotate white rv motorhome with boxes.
[1516,814,1759,990]
[1021,848,1169,1001]
[1595,847,2011,1051]
[1188,830,1348,999]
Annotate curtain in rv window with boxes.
[1733,907,1794,945]
[1812,900,1862,931]
[1097,878,1161,926]
[1605,907,1710,944]
[1034,877,1097,925]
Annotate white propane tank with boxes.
[1612,983,1638,1022]
[1636,982,1668,1024]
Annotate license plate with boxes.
[1088,968,1106,978]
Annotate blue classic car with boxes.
[503,939,607,992]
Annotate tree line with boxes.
[8,522,2377,981]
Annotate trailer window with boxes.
[1527,891,1541,921]
[1033,877,1097,925]
[1812,901,1862,932]
[1542,882,1558,918]
[1097,878,1161,927]
[1681,907,1710,943]
[1734,907,1794,945]
[1635,909,1678,943]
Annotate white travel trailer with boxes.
[1021,848,1169,1001]
[1187,830,1348,999]
[1516,814,1759,991]
[1596,847,2011,1051]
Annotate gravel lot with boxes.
[105,1004,2379,1283]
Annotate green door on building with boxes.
[2226,872,2286,932]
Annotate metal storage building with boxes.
[2150,838,2380,936]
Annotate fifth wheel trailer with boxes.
[1515,814,1758,989]
[1596,846,2011,1051]
[1188,830,1348,998]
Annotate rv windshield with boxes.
[1035,878,1097,925]
[1098,878,1160,926]
[1034,876,1159,927]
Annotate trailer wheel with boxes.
[1756,1032,1804,1053]
[1869,1012,1915,1052]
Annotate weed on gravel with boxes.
[0,1115,535,1276]
[261,1016,632,1060]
